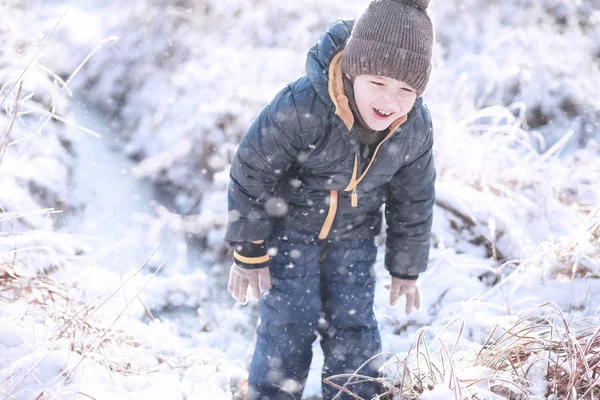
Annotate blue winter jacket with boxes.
[225,19,436,277]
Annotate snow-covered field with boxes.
[1,0,599,399]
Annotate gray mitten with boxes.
[227,263,272,304]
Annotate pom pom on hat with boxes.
[393,0,430,11]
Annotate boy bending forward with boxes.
[225,0,435,398]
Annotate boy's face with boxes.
[348,73,417,131]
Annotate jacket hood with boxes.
[306,19,355,107]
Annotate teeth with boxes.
[375,108,392,116]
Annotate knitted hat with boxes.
[342,0,434,96]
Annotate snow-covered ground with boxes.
[1,0,600,399]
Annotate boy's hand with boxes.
[228,263,272,304]
[389,277,421,314]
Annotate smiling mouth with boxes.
[373,108,393,118]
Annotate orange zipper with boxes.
[317,118,405,239]
[317,116,409,239]
[343,114,408,207]
[317,50,411,238]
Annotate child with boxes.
[225,0,435,398]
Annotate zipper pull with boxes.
[351,187,358,208]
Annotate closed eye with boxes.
[370,81,384,86]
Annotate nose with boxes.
[382,93,401,110]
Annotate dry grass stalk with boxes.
[327,303,598,400]
[538,206,600,280]
[0,245,167,396]
[0,80,22,165]
[323,353,411,399]
[322,321,475,399]
[475,304,600,399]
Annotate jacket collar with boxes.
[306,19,355,109]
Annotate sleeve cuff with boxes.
[231,241,270,269]
[390,272,419,280]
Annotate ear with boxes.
[344,73,353,81]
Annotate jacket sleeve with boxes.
[384,105,436,278]
[224,86,303,242]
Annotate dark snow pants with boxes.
[247,227,382,400]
